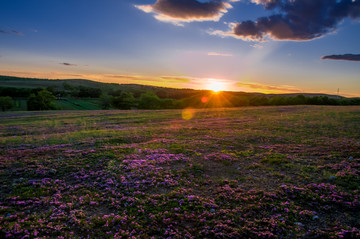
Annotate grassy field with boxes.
[56,98,102,110]
[9,98,102,111]
[0,106,359,238]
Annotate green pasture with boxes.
[8,98,102,111]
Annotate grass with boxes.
[7,97,102,111]
[260,152,287,165]
[56,98,102,110]
[0,105,359,238]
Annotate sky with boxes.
[0,0,359,97]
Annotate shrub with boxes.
[27,89,57,111]
[0,96,14,111]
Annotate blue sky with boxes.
[0,0,359,96]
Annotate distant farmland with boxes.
[0,106,359,238]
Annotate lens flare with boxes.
[182,108,195,120]
[201,96,208,103]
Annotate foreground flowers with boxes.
[0,106,359,238]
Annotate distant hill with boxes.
[265,93,343,99]
[0,75,201,98]
[0,75,349,99]
[0,75,121,90]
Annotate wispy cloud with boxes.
[60,62,77,66]
[207,52,233,57]
[321,54,360,62]
[213,0,360,41]
[160,76,192,83]
[0,28,23,36]
[103,74,140,80]
[11,30,23,36]
[237,82,301,93]
[103,75,192,84]
[135,0,238,26]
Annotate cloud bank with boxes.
[135,0,238,25]
[214,0,360,41]
[322,54,360,61]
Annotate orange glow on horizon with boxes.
[1,70,359,97]
[207,79,227,93]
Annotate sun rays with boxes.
[207,78,229,93]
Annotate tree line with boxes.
[0,84,359,112]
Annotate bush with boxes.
[112,92,136,109]
[99,94,112,109]
[138,91,161,109]
[0,96,14,111]
[27,89,57,111]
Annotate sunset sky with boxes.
[0,0,359,96]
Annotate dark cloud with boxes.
[322,54,360,61]
[217,0,360,41]
[136,0,237,25]
[0,30,10,34]
[60,62,77,66]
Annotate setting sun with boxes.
[207,79,227,93]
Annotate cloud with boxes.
[103,74,141,80]
[214,0,360,41]
[207,52,233,56]
[321,54,360,61]
[11,30,23,36]
[0,29,23,36]
[60,62,77,66]
[237,82,301,93]
[161,76,192,83]
[102,75,192,84]
[135,0,238,25]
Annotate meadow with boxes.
[0,106,359,238]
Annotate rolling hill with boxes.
[0,75,345,99]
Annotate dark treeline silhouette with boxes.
[0,77,360,111]
[0,87,33,98]
[0,84,101,99]
[99,90,360,110]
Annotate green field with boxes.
[9,98,102,111]
[0,106,359,238]
[56,98,102,110]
